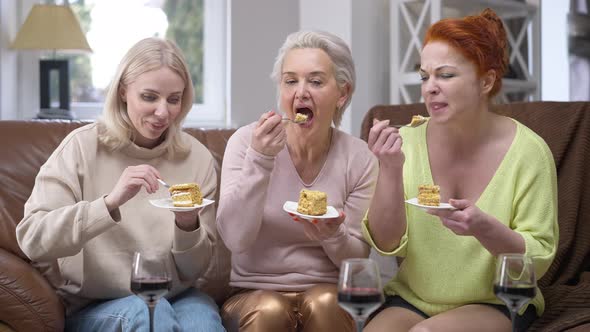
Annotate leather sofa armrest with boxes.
[0,248,64,332]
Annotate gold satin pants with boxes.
[221,283,354,332]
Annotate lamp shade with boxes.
[10,4,91,52]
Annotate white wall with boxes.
[18,1,39,120]
[0,0,18,120]
[228,0,298,128]
[229,0,390,136]
[294,0,573,133]
[541,1,570,101]
[298,0,390,136]
[300,0,353,133]
[0,1,577,132]
[351,0,390,138]
[0,0,38,120]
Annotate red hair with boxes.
[423,8,508,98]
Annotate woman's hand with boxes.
[104,165,162,212]
[251,110,286,157]
[173,209,201,232]
[427,199,526,255]
[426,199,491,236]
[289,211,346,241]
[368,119,405,170]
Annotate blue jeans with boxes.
[65,288,225,332]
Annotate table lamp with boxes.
[10,3,92,120]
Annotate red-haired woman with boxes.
[363,8,558,332]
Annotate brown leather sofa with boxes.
[361,101,590,332]
[0,121,235,332]
[2,101,590,331]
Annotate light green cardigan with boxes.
[362,118,558,317]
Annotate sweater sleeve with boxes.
[171,144,217,282]
[16,128,119,262]
[362,212,409,257]
[216,125,277,253]
[321,149,378,265]
[512,131,559,279]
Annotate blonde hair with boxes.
[270,30,356,127]
[98,37,194,157]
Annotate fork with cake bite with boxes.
[282,112,308,124]
[390,115,428,129]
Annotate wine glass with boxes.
[130,252,172,332]
[493,253,536,332]
[338,258,384,332]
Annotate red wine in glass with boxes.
[131,276,172,303]
[494,254,536,332]
[338,258,384,331]
[338,287,383,319]
[131,252,170,332]
[493,285,536,313]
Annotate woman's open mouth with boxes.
[295,107,313,125]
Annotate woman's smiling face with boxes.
[122,66,185,148]
[279,48,348,134]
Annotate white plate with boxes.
[282,201,339,220]
[405,197,457,210]
[149,198,215,212]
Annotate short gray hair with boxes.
[270,30,356,127]
[98,37,194,158]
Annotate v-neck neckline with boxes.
[285,128,336,187]
[419,119,520,206]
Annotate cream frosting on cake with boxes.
[169,183,202,207]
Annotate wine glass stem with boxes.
[148,302,156,332]
[355,318,365,332]
[510,310,517,332]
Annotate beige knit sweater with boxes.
[16,123,221,314]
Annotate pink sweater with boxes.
[217,123,378,291]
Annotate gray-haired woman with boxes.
[217,30,379,331]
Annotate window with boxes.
[65,0,226,127]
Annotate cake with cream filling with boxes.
[417,184,440,206]
[297,189,327,216]
[294,113,308,123]
[169,183,202,207]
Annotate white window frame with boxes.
[184,0,228,128]
[72,0,228,128]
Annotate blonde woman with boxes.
[16,37,225,331]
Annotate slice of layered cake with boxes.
[297,189,327,216]
[169,183,203,207]
[417,184,440,206]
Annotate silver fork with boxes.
[157,178,170,188]
[390,116,428,129]
[282,117,306,124]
